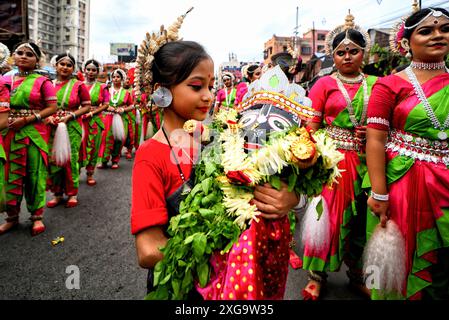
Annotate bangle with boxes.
[371,191,389,202]
[34,112,42,123]
[70,112,77,120]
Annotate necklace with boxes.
[405,66,449,140]
[17,70,35,77]
[161,126,193,195]
[336,72,364,84]
[410,61,447,70]
[85,81,97,95]
[53,79,72,109]
[335,76,369,128]
[110,87,123,107]
[224,87,234,106]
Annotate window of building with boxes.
[301,46,312,55]
[317,45,325,52]
[317,33,326,41]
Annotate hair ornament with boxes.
[388,0,434,57]
[403,8,449,30]
[112,68,127,82]
[134,7,194,99]
[0,42,10,68]
[82,58,103,73]
[222,71,235,81]
[324,10,371,57]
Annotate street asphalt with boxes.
[0,152,362,301]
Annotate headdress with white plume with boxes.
[134,7,194,99]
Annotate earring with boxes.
[400,38,412,59]
[151,87,172,108]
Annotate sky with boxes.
[89,0,449,68]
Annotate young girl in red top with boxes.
[131,16,299,298]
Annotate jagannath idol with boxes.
[146,65,344,300]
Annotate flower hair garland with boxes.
[389,0,421,56]
[134,7,194,99]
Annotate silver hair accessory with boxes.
[0,42,10,68]
[222,72,235,81]
[134,7,194,100]
[151,86,172,108]
[112,68,127,82]
[404,8,449,30]
[56,50,75,65]
[324,10,371,58]
[389,1,421,57]
[82,59,103,73]
[15,43,39,59]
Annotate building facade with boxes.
[263,29,329,66]
[28,0,90,66]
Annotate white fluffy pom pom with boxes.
[52,123,71,166]
[136,109,141,125]
[300,195,331,252]
[112,114,126,141]
[145,121,154,140]
[363,220,407,297]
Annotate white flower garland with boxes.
[214,109,344,230]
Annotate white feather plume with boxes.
[136,109,141,125]
[363,220,407,297]
[300,195,331,252]
[145,121,154,140]
[112,114,126,141]
[52,123,71,166]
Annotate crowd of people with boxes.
[0,41,148,237]
[1,3,448,301]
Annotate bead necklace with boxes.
[110,87,123,107]
[224,86,234,106]
[405,66,449,140]
[52,79,72,109]
[17,70,35,77]
[85,80,97,95]
[336,71,364,84]
[410,61,447,70]
[335,75,369,128]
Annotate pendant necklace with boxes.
[335,75,369,128]
[225,86,234,106]
[405,66,449,140]
[110,87,123,107]
[53,79,72,110]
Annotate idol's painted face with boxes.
[239,103,300,151]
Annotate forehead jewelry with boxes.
[15,43,38,58]
[404,9,449,30]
